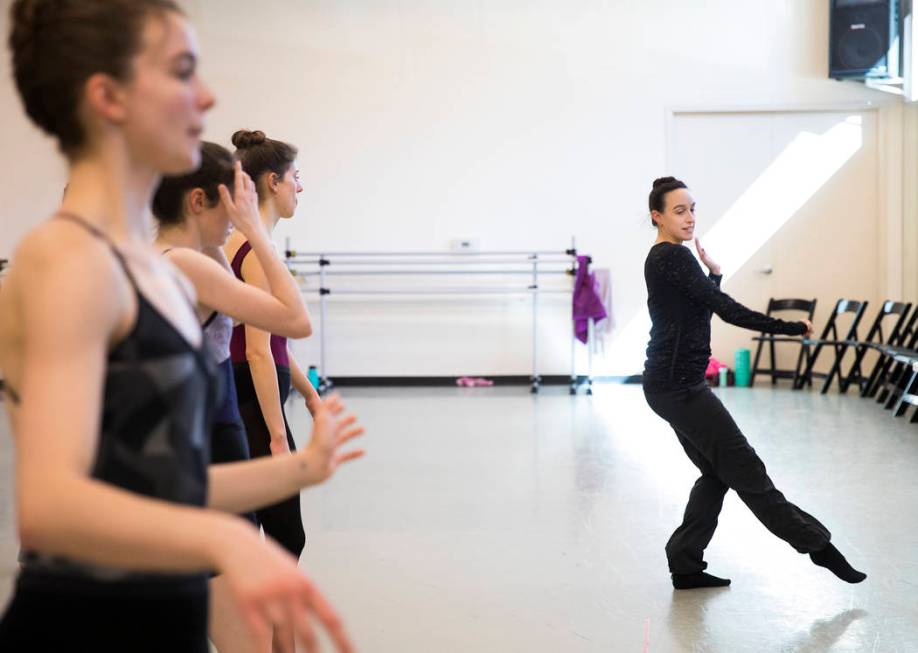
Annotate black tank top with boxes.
[14,212,218,581]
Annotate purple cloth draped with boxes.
[572,255,607,344]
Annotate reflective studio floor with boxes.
[2,384,917,652]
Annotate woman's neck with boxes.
[655,231,683,246]
[60,148,160,245]
[259,203,281,233]
[156,221,203,252]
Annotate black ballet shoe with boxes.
[671,571,731,590]
[810,543,866,584]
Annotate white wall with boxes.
[1,1,912,377]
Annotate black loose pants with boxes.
[644,382,830,574]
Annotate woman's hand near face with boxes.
[218,161,266,242]
[694,237,721,277]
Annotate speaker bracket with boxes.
[864,76,907,95]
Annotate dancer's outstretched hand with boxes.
[218,523,354,653]
[800,319,814,337]
[298,393,365,486]
[694,237,721,276]
[218,161,266,240]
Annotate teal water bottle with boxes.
[307,365,320,389]
[718,366,728,387]
[734,349,751,387]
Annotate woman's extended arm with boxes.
[207,395,364,514]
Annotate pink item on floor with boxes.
[705,357,727,377]
[456,376,495,387]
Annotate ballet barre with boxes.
[283,245,596,394]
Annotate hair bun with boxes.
[10,0,49,49]
[652,176,678,189]
[11,0,43,28]
[231,129,267,149]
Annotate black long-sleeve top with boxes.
[642,242,806,393]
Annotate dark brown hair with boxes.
[231,129,297,201]
[152,142,235,226]
[8,0,183,156]
[648,176,687,226]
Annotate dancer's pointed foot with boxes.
[810,543,866,584]
[672,571,731,590]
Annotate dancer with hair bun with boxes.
[225,129,319,563]
[642,176,866,590]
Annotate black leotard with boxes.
[0,212,218,651]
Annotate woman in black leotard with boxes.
[0,2,359,650]
[642,176,866,590]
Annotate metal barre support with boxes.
[319,260,329,393]
[531,257,540,393]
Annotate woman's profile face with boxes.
[652,188,696,243]
[276,163,303,219]
[196,198,233,248]
[116,11,215,175]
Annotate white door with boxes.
[669,109,880,383]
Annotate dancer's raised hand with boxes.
[218,160,266,240]
[694,237,721,276]
[217,523,355,653]
[297,393,365,486]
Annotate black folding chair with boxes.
[837,301,912,395]
[876,346,918,419]
[750,298,817,387]
[894,365,918,422]
[862,305,918,398]
[795,299,868,393]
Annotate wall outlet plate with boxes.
[450,237,480,252]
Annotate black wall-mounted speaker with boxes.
[829,0,901,79]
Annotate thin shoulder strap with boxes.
[55,211,139,289]
[202,311,219,329]
[230,241,253,280]
[1,380,20,405]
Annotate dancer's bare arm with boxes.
[208,395,365,513]
[288,346,322,416]
[239,253,289,454]
[166,163,310,337]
